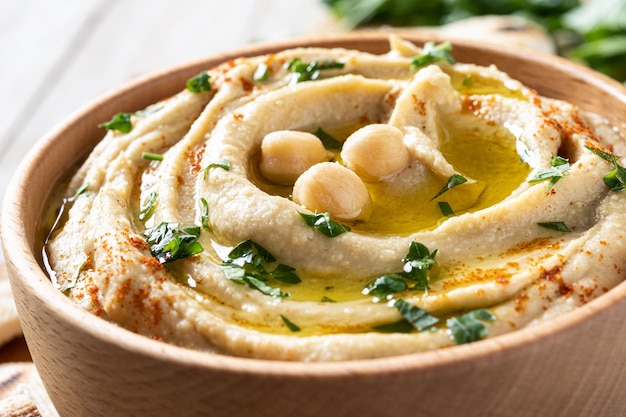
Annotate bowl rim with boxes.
[3,31,626,376]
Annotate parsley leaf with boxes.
[447,309,495,345]
[411,41,456,70]
[280,315,301,332]
[202,158,231,178]
[138,191,157,221]
[142,152,164,161]
[431,174,467,200]
[438,201,454,217]
[286,58,345,83]
[199,197,211,231]
[299,211,351,237]
[362,274,408,300]
[99,112,133,133]
[402,241,437,290]
[528,155,570,192]
[585,146,626,192]
[186,71,212,93]
[538,221,571,232]
[393,299,439,331]
[314,128,343,150]
[362,242,438,299]
[221,239,300,298]
[72,182,90,200]
[144,222,204,264]
[253,63,269,82]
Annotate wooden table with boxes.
[0,0,340,363]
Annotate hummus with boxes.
[44,37,626,361]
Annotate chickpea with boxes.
[292,162,371,221]
[340,124,410,182]
[259,130,326,185]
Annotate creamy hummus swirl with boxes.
[45,37,626,361]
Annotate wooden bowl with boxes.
[2,33,626,417]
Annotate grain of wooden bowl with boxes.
[2,33,626,417]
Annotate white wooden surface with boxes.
[0,0,340,264]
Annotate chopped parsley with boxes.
[393,299,439,331]
[144,222,203,264]
[138,191,157,222]
[59,260,86,295]
[362,241,438,299]
[280,315,301,332]
[402,241,438,290]
[321,296,336,303]
[186,71,212,93]
[447,309,495,345]
[538,221,571,232]
[202,158,231,178]
[253,63,269,82]
[221,239,300,298]
[585,146,626,192]
[528,155,570,192]
[411,41,456,70]
[438,201,454,217]
[299,211,351,237]
[199,197,211,231]
[286,58,345,83]
[431,174,467,200]
[73,182,90,199]
[142,152,164,161]
[314,127,343,150]
[362,274,408,300]
[99,112,133,133]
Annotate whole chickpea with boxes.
[259,130,326,185]
[340,124,411,182]
[292,162,371,221]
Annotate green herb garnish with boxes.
[585,146,626,192]
[411,41,455,70]
[59,260,86,295]
[438,201,454,216]
[142,152,164,161]
[199,197,211,231]
[321,296,336,303]
[393,299,439,331]
[372,320,414,334]
[186,71,212,93]
[538,221,571,232]
[99,112,133,133]
[202,158,231,178]
[314,128,343,150]
[447,309,495,345]
[362,274,408,300]
[73,182,90,199]
[362,241,438,298]
[253,63,269,82]
[528,155,570,192]
[299,211,351,237]
[402,241,438,290]
[221,239,300,298]
[138,191,157,222]
[286,58,345,83]
[280,315,301,332]
[144,222,203,264]
[431,174,467,200]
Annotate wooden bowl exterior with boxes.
[2,33,626,417]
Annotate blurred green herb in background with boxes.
[322,0,626,82]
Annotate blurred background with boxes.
[0,0,624,357]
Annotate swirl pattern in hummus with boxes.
[45,37,626,361]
